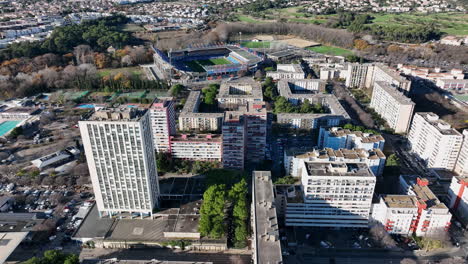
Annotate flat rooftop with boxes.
[278,79,326,97]
[180,91,224,118]
[170,134,222,142]
[73,204,115,239]
[327,127,384,143]
[86,108,147,121]
[218,78,263,99]
[382,195,418,209]
[276,64,304,74]
[295,148,385,161]
[0,232,29,264]
[252,171,282,264]
[304,162,375,178]
[376,64,409,83]
[417,112,462,136]
[374,81,414,105]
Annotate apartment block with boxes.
[345,63,373,88]
[222,111,245,169]
[149,98,176,153]
[278,79,327,105]
[284,147,386,177]
[244,102,267,162]
[455,130,468,175]
[217,78,263,109]
[370,81,415,133]
[79,108,160,216]
[277,161,376,228]
[178,91,223,132]
[318,127,385,151]
[448,175,468,226]
[436,79,468,94]
[266,64,305,80]
[370,64,412,93]
[169,134,222,161]
[252,171,282,264]
[408,113,463,171]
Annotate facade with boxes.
[345,63,372,88]
[370,64,412,93]
[222,111,245,169]
[178,91,223,132]
[370,81,415,133]
[0,107,40,120]
[149,99,176,153]
[408,112,463,171]
[278,161,376,228]
[244,102,267,162]
[217,78,263,109]
[285,147,386,177]
[436,79,468,94]
[371,195,419,235]
[455,130,468,175]
[318,127,385,151]
[266,64,305,80]
[448,175,468,226]
[251,171,283,264]
[169,134,222,161]
[79,108,160,216]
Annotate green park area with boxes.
[307,45,353,56]
[97,66,143,78]
[241,41,271,48]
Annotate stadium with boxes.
[152,44,264,81]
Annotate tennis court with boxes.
[0,121,21,136]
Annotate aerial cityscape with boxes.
[0,0,468,263]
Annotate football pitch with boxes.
[184,57,232,72]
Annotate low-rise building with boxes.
[370,81,415,133]
[266,64,305,80]
[318,127,385,151]
[252,171,282,264]
[179,91,223,132]
[436,79,468,94]
[169,134,222,161]
[284,147,386,177]
[217,78,263,109]
[0,107,40,120]
[31,146,80,170]
[277,79,327,105]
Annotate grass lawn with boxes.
[198,58,232,66]
[98,67,143,78]
[370,12,468,36]
[241,41,271,48]
[184,61,206,72]
[307,45,353,56]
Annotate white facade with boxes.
[408,113,463,171]
[283,161,376,228]
[455,130,468,175]
[149,99,176,153]
[370,81,415,133]
[318,127,385,151]
[370,64,412,93]
[79,108,160,216]
[345,63,371,88]
[266,64,305,80]
[448,176,468,226]
[169,134,222,161]
[371,195,419,235]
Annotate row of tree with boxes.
[274,97,327,114]
[22,250,78,264]
[156,152,221,175]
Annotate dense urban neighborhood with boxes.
[0,0,467,264]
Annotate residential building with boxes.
[0,107,40,120]
[345,63,373,88]
[448,175,468,226]
[79,108,160,217]
[277,79,327,104]
[222,111,245,169]
[217,78,263,109]
[436,79,468,94]
[370,81,415,133]
[370,64,412,93]
[455,130,468,175]
[252,171,282,264]
[244,102,267,162]
[178,91,224,132]
[408,112,463,170]
[381,176,453,237]
[149,98,176,153]
[169,134,222,161]
[318,127,385,151]
[284,147,386,177]
[266,64,305,80]
[277,161,376,228]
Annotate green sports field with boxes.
[306,45,353,56]
[242,41,271,48]
[184,58,232,72]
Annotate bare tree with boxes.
[369,223,397,249]
[73,45,93,65]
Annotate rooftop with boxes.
[276,94,350,119]
[327,127,385,143]
[0,232,29,264]
[376,63,409,83]
[374,81,414,105]
[417,112,462,136]
[86,108,147,122]
[278,79,326,98]
[276,64,304,74]
[382,195,418,209]
[252,171,282,264]
[218,78,263,100]
[180,91,224,118]
[170,134,222,142]
[149,98,174,109]
[304,162,375,178]
[294,148,385,161]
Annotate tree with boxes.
[299,99,313,113]
[9,126,23,138]
[199,184,226,238]
[22,250,79,264]
[169,84,184,97]
[386,154,400,167]
[369,223,397,249]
